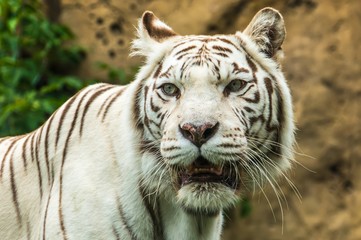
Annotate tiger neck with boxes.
[159,196,223,240]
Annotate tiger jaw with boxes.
[177,156,240,190]
[174,157,241,215]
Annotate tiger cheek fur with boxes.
[0,8,294,240]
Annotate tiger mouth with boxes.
[177,157,239,189]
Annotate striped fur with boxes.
[0,8,295,240]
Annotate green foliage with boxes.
[97,62,139,85]
[239,197,252,218]
[0,0,89,137]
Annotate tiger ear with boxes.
[131,11,178,57]
[141,11,177,42]
[243,7,286,60]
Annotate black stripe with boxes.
[232,62,249,74]
[155,92,168,103]
[232,108,246,128]
[159,66,173,79]
[177,52,192,60]
[150,97,160,113]
[55,93,79,149]
[246,55,257,73]
[161,146,181,151]
[94,85,117,118]
[216,37,241,51]
[42,184,53,240]
[35,127,44,198]
[216,143,244,148]
[0,137,9,145]
[143,86,149,115]
[140,140,162,159]
[112,225,121,240]
[30,133,35,163]
[149,118,161,130]
[58,172,67,239]
[243,91,260,103]
[174,45,196,56]
[212,45,233,53]
[10,144,22,225]
[116,196,137,240]
[248,114,266,139]
[44,114,55,183]
[35,148,43,198]
[240,109,246,119]
[139,181,164,240]
[133,81,145,130]
[0,138,19,179]
[180,61,187,72]
[143,86,158,139]
[153,62,163,79]
[73,88,96,135]
[236,84,255,98]
[214,52,229,58]
[244,106,254,113]
[264,77,274,95]
[57,88,94,240]
[79,85,114,137]
[274,84,285,155]
[158,112,167,129]
[102,87,126,122]
[276,90,284,131]
[172,41,188,50]
[264,77,277,133]
[180,59,193,80]
[22,135,30,171]
[97,94,114,117]
[59,86,91,240]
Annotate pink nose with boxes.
[179,122,219,147]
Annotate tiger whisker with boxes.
[247,141,302,202]
[243,151,278,222]
[247,136,315,173]
[248,157,287,233]
[247,143,292,200]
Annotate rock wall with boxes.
[60,0,241,79]
[59,0,361,239]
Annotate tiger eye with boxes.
[225,79,247,93]
[160,83,180,97]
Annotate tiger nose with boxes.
[179,122,219,147]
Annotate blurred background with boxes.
[0,0,360,239]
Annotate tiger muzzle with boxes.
[177,156,240,190]
[179,122,219,147]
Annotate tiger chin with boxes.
[0,7,295,240]
[174,156,241,216]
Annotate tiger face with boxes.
[134,9,294,216]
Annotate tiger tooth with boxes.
[185,163,224,175]
[186,165,195,174]
[214,166,223,176]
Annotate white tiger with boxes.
[0,7,295,240]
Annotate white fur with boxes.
[0,8,294,240]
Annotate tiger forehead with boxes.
[169,36,241,58]
[156,36,251,82]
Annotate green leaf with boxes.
[239,198,252,218]
[0,0,126,137]
[7,17,17,31]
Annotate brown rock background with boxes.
[58,0,361,239]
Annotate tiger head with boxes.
[133,8,295,216]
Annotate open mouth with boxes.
[177,156,239,189]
